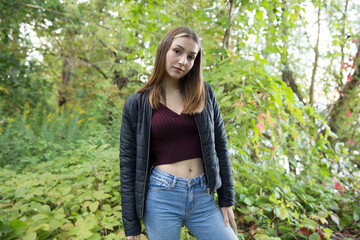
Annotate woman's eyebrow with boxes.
[174,44,197,55]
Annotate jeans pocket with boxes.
[148,176,171,191]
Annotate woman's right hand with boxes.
[125,235,140,240]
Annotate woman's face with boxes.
[164,37,199,81]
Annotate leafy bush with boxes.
[232,161,360,240]
[0,142,123,240]
[207,56,360,239]
[0,103,118,170]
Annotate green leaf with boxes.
[38,205,52,216]
[32,214,48,222]
[93,190,110,200]
[254,233,281,240]
[23,232,37,240]
[255,10,264,25]
[309,233,320,240]
[102,204,112,212]
[61,223,74,231]
[49,219,62,231]
[244,215,252,223]
[248,184,257,194]
[323,228,333,239]
[275,204,289,220]
[28,223,49,232]
[330,215,339,225]
[279,226,292,232]
[354,211,359,222]
[10,219,26,235]
[244,197,253,206]
[301,218,317,230]
[318,211,328,218]
[89,201,99,212]
[259,58,269,65]
[32,189,43,196]
[329,201,338,209]
[294,108,305,125]
[60,186,72,195]
[221,95,232,104]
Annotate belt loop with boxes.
[172,176,177,188]
[201,174,205,189]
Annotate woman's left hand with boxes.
[220,206,237,234]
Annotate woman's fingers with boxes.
[125,235,140,240]
[221,207,237,234]
[221,207,230,226]
[230,215,237,233]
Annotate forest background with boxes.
[0,0,359,239]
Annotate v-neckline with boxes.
[160,102,183,117]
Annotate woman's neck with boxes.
[163,76,180,93]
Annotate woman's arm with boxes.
[207,83,237,234]
[207,83,235,207]
[120,97,142,236]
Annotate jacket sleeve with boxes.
[207,83,235,207]
[119,96,142,236]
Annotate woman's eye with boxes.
[174,49,181,54]
[188,56,195,60]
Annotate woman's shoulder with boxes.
[203,81,211,89]
[124,91,148,109]
[203,81,215,97]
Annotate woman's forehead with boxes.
[171,37,199,54]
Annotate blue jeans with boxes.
[144,167,238,240]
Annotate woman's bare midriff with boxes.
[155,157,204,179]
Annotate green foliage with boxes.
[206,54,359,239]
[0,103,118,170]
[0,142,122,239]
[0,0,63,114]
[231,161,359,240]
[1,0,360,239]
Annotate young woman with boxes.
[120,26,237,240]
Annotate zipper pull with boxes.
[207,188,210,194]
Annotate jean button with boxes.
[189,180,194,184]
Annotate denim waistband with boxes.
[150,167,206,189]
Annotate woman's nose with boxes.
[178,55,186,65]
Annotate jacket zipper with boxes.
[195,116,210,194]
[141,107,152,218]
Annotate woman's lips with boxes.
[173,67,184,72]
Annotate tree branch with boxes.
[222,0,234,49]
[309,5,321,105]
[78,56,108,79]
[336,0,349,89]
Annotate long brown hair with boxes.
[137,27,205,114]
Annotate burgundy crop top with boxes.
[150,103,203,166]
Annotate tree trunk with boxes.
[58,57,72,107]
[327,45,360,136]
[222,0,234,50]
[280,1,304,105]
[335,0,349,88]
[309,6,321,106]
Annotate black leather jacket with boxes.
[119,82,234,236]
